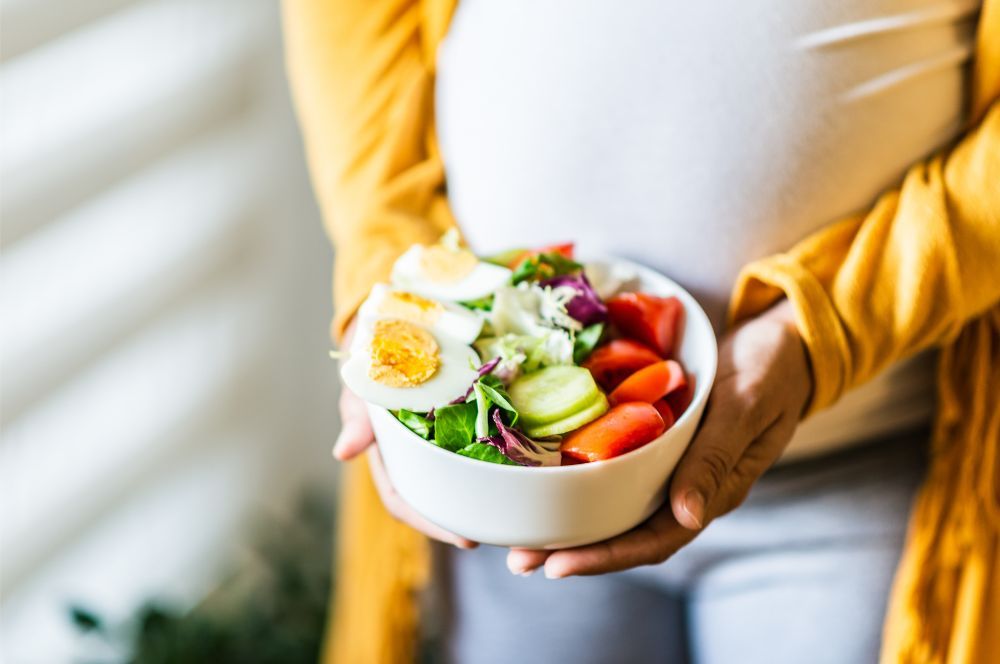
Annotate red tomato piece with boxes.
[582,339,662,391]
[652,400,676,430]
[606,293,685,358]
[664,374,695,418]
[609,360,687,406]
[560,402,666,462]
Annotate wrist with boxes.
[762,299,814,417]
[761,298,797,331]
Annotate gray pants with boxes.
[445,430,927,664]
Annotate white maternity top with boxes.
[435,0,981,457]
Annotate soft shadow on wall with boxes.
[1,0,342,661]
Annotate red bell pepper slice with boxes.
[664,374,695,418]
[652,400,676,431]
[609,360,687,406]
[582,339,662,391]
[560,402,666,462]
[606,292,684,358]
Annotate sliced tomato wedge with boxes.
[609,360,687,406]
[664,374,695,417]
[582,339,662,391]
[606,293,684,358]
[560,402,666,462]
[652,400,676,430]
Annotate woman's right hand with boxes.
[334,323,478,549]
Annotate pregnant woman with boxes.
[283,1,999,662]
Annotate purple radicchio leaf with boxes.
[478,409,561,467]
[449,357,501,405]
[540,273,608,326]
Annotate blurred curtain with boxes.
[0,0,336,660]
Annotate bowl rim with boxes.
[368,256,718,474]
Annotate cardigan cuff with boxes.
[728,253,852,416]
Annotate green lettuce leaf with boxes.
[511,252,583,285]
[477,380,518,425]
[573,322,605,364]
[432,402,478,452]
[471,374,520,439]
[458,294,494,312]
[456,442,516,465]
[473,382,491,439]
[393,409,433,439]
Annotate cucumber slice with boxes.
[524,392,609,438]
[509,366,602,426]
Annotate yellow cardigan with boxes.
[282,1,1000,661]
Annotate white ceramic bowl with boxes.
[369,258,718,548]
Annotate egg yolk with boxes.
[368,320,440,387]
[419,245,478,283]
[377,291,443,326]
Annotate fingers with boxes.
[506,548,550,575]
[667,367,780,529]
[367,447,478,549]
[668,413,754,529]
[333,320,373,460]
[667,305,811,529]
[542,509,696,578]
[333,388,375,460]
[537,422,794,580]
[503,306,812,580]
[507,417,802,580]
[335,320,475,549]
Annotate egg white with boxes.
[358,283,484,344]
[342,323,481,412]
[391,245,512,302]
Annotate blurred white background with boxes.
[0,0,340,660]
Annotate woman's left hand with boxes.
[506,300,812,578]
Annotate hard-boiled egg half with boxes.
[341,318,481,412]
[357,284,483,345]
[391,241,512,303]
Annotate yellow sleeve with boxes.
[730,102,1000,413]
[282,0,458,341]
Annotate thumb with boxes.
[334,418,375,460]
[334,389,375,460]
[668,416,747,530]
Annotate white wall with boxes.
[0,1,341,660]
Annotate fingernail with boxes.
[332,440,346,460]
[681,489,705,529]
[518,569,535,577]
[507,559,527,576]
[332,429,351,460]
[544,567,565,580]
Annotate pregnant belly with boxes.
[436,0,974,330]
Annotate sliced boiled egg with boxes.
[391,243,512,303]
[342,319,480,412]
[358,284,483,344]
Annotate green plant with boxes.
[70,490,333,664]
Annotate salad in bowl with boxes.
[342,231,696,467]
[339,231,717,547]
